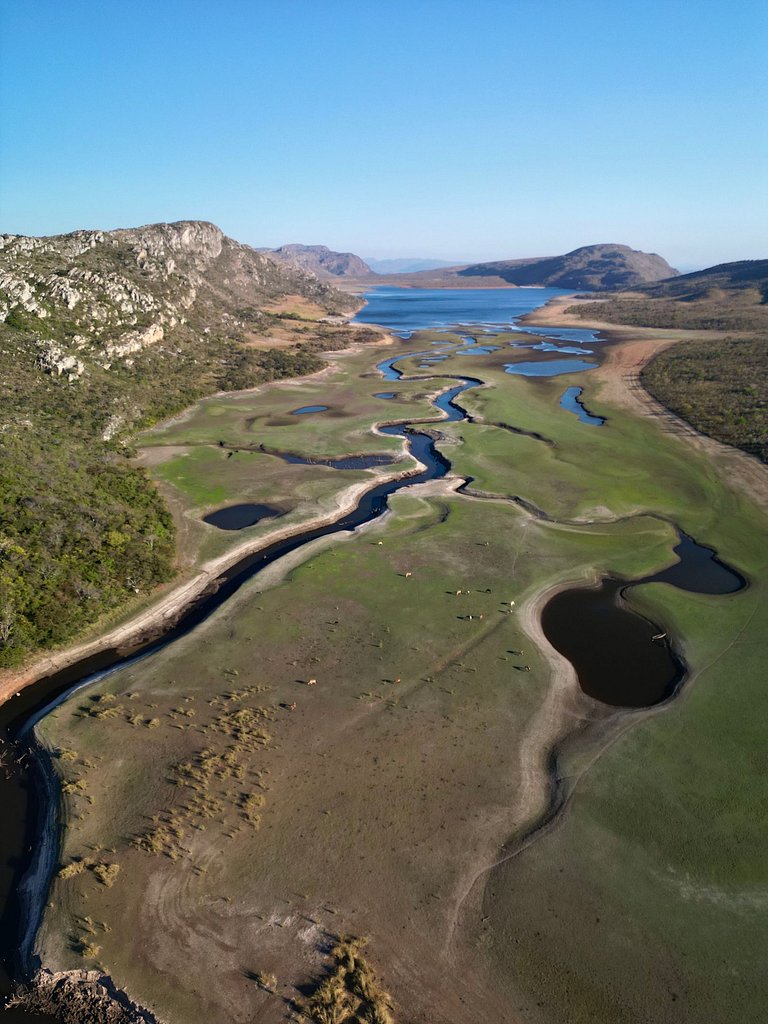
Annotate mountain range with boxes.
[261,242,678,290]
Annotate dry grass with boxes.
[298,938,394,1024]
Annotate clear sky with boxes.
[1,0,765,269]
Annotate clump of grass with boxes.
[298,937,394,1024]
[255,971,277,993]
[132,822,187,859]
[58,858,87,880]
[56,748,78,762]
[91,862,121,887]
[78,941,101,959]
[239,792,265,826]
[61,778,87,795]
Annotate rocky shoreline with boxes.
[6,969,165,1024]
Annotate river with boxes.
[0,287,744,1019]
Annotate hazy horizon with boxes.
[1,1,765,269]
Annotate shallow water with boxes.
[505,358,598,377]
[291,405,328,415]
[560,386,605,425]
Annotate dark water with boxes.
[645,532,745,594]
[203,503,283,530]
[374,392,397,400]
[542,534,745,707]
[290,405,328,415]
[560,386,605,426]
[505,358,598,377]
[0,285,746,1019]
[0,340,476,1013]
[279,453,396,471]
[542,580,682,707]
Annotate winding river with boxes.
[0,289,745,1019]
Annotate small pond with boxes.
[290,405,329,415]
[542,531,745,707]
[203,504,283,531]
[505,359,598,377]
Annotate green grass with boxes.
[140,344,456,460]
[33,327,768,1024]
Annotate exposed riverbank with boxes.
[5,289,767,1024]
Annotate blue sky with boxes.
[1,1,765,268]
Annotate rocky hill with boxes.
[0,221,357,385]
[0,221,365,668]
[364,257,459,275]
[368,244,677,290]
[637,258,768,300]
[261,243,373,279]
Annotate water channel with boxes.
[0,290,746,1018]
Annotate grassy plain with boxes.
[135,343,459,568]
[34,326,768,1024]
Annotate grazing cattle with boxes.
[307,678,317,686]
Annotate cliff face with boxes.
[263,243,373,278]
[0,221,357,379]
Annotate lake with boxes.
[353,286,581,333]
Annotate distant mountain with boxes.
[262,244,373,279]
[637,259,768,300]
[364,257,461,275]
[372,244,678,290]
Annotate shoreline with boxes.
[0,328,408,706]
[522,294,768,509]
[7,289,765,1023]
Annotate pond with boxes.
[290,405,329,415]
[203,504,283,530]
[505,358,598,377]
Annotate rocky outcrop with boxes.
[0,220,357,385]
[6,968,165,1024]
[35,340,85,381]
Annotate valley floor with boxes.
[14,306,768,1023]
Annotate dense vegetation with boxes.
[641,335,768,463]
[0,318,379,667]
[0,223,371,667]
[568,295,768,333]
